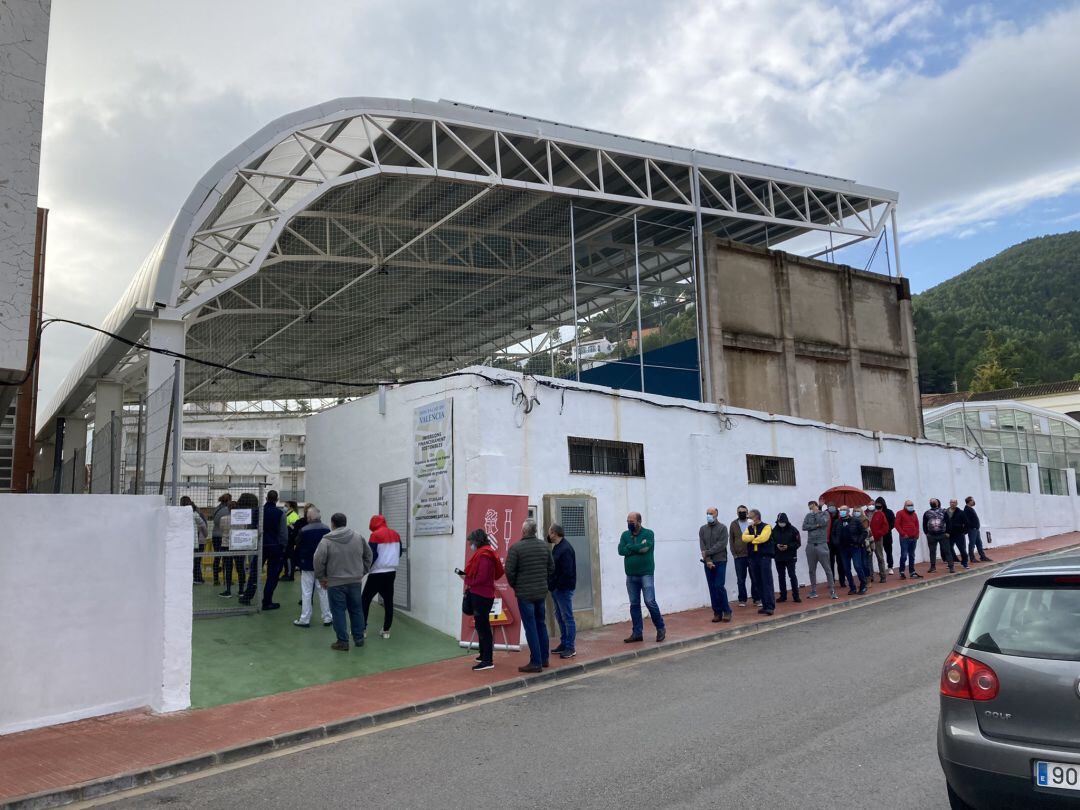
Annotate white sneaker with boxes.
[888,568,894,575]
[380,630,391,639]
[293,619,310,627]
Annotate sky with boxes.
[35,0,1080,410]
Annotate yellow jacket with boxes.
[742,523,772,546]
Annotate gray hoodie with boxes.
[802,510,830,545]
[313,526,372,587]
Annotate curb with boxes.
[8,541,1078,809]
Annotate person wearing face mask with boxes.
[922,498,954,574]
[618,512,666,643]
[742,509,776,615]
[547,524,578,659]
[772,512,802,603]
[824,503,847,591]
[729,505,757,607]
[964,496,991,562]
[946,499,971,570]
[875,496,896,574]
[894,500,922,580]
[851,506,871,588]
[868,502,890,584]
[802,501,836,599]
[458,528,503,671]
[699,507,732,622]
[832,505,868,595]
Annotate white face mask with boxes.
[706,514,716,524]
[905,506,915,512]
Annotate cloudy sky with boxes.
[36,0,1080,409]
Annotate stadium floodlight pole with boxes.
[890,206,903,278]
[570,202,581,382]
[633,213,645,393]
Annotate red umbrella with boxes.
[819,485,873,508]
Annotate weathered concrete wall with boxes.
[704,238,922,437]
[0,0,50,381]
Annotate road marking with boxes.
[71,563,1036,807]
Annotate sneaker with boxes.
[293,620,310,627]
[962,564,970,570]
[472,662,494,671]
[752,600,761,606]
[624,634,644,643]
[218,590,232,598]
[330,641,349,652]
[475,655,484,662]
[808,590,818,598]
[656,628,666,643]
[830,591,839,600]
[559,650,577,659]
[551,645,566,654]
[910,572,922,579]
[323,619,333,626]
[928,566,937,573]
[857,585,867,595]
[380,630,391,639]
[898,573,906,580]
[888,568,894,575]
[737,601,747,608]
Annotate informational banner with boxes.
[413,398,454,536]
[458,493,529,650]
[229,529,258,551]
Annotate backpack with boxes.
[927,511,945,534]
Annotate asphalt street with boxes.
[104,574,990,810]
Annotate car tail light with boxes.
[941,651,1000,701]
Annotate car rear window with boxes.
[962,578,1080,661]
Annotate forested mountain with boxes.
[913,231,1080,393]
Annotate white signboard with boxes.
[413,398,453,536]
[229,529,259,551]
[230,508,252,526]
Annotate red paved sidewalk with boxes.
[3,532,1078,806]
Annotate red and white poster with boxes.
[458,493,529,650]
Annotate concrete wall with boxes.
[0,495,193,735]
[0,0,50,380]
[306,370,1079,639]
[703,238,922,437]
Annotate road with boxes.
[103,574,988,810]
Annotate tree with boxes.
[969,332,1018,393]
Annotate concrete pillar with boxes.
[895,279,924,437]
[1067,468,1079,533]
[93,380,124,493]
[1027,463,1044,540]
[703,239,728,404]
[774,253,800,417]
[145,315,185,497]
[838,266,866,428]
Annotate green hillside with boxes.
[913,231,1080,393]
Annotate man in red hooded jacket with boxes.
[361,515,402,639]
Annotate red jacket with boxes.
[895,509,920,539]
[368,514,401,544]
[464,545,503,599]
[869,510,891,540]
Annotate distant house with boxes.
[571,337,615,362]
[626,327,660,349]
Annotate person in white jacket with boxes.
[361,514,402,639]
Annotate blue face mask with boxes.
[839,510,849,518]
[706,514,716,524]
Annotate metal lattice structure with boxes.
[40,97,900,438]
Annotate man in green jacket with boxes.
[505,518,555,673]
[618,511,666,644]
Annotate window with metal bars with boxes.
[860,465,896,492]
[568,437,645,477]
[746,454,796,486]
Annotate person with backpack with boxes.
[894,500,922,580]
[922,499,954,574]
[459,527,503,672]
[362,515,402,639]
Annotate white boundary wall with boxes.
[307,370,1080,638]
[0,495,192,735]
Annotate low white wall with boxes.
[0,495,192,735]
[306,370,1080,637]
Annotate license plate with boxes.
[1035,761,1080,791]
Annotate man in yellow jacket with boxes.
[743,509,776,615]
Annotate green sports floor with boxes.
[191,576,467,709]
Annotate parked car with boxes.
[938,554,1080,808]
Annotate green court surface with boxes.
[191,577,467,709]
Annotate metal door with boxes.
[380,478,411,611]
[556,497,593,611]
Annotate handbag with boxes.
[461,589,474,616]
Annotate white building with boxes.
[307,368,1080,640]
[571,337,615,362]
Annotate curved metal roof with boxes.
[41,96,899,436]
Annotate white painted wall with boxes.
[306,369,1080,638]
[0,0,49,377]
[0,495,192,735]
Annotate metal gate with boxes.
[379,478,410,611]
[555,497,594,611]
[192,481,265,617]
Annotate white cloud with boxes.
[35,0,1080,407]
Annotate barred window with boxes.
[746,455,796,486]
[568,437,645,477]
[861,465,896,492]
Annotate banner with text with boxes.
[412,398,454,536]
[459,493,529,650]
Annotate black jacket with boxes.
[964,506,980,530]
[549,540,577,591]
[771,514,801,562]
[832,516,867,551]
[296,521,330,571]
[946,508,970,538]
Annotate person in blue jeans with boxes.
[964,496,991,562]
[547,523,578,659]
[313,512,373,651]
[832,507,868,595]
[505,519,554,673]
[742,509,776,615]
[618,512,666,643]
[699,507,732,622]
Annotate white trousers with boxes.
[299,570,332,624]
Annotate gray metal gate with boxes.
[192,481,265,617]
[379,478,410,611]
